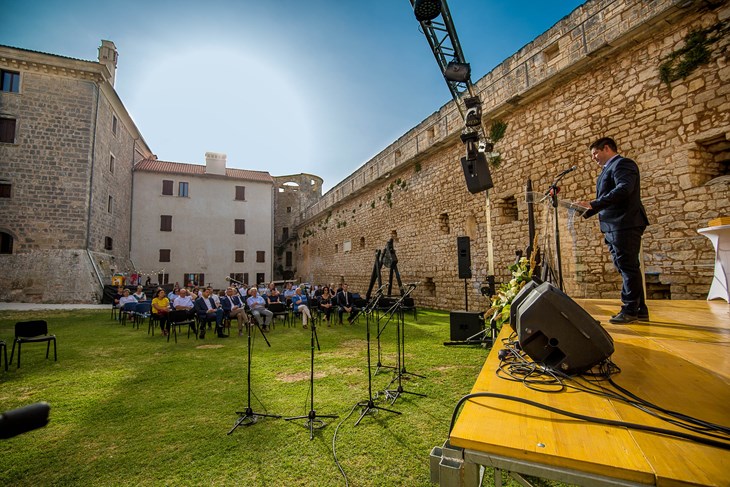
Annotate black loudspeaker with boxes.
[457,236,472,279]
[515,282,614,374]
[508,279,540,328]
[461,153,494,194]
[449,311,484,341]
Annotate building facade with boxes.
[294,0,730,311]
[0,41,154,303]
[131,153,274,290]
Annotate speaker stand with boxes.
[463,278,469,311]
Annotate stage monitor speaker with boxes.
[515,282,614,374]
[508,279,540,329]
[449,310,484,341]
[457,236,472,279]
[461,154,493,194]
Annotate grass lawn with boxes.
[0,307,517,486]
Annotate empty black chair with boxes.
[10,320,57,368]
[167,310,197,343]
[132,302,151,330]
[401,297,418,321]
[0,340,7,371]
[267,301,289,327]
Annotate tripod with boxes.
[228,317,281,434]
[355,290,401,425]
[285,322,337,439]
[382,285,426,405]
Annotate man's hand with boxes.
[575,200,592,210]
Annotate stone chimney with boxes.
[205,152,227,176]
[98,40,119,86]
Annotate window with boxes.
[162,180,173,195]
[109,154,115,173]
[160,215,172,232]
[282,227,289,240]
[159,249,171,262]
[256,251,265,263]
[0,182,10,198]
[178,181,189,197]
[104,237,113,251]
[0,232,13,254]
[112,114,118,136]
[1,70,20,93]
[158,273,169,285]
[360,237,365,249]
[243,273,249,285]
[235,250,244,262]
[286,206,292,213]
[256,273,265,285]
[0,118,16,143]
[184,273,204,286]
[235,219,246,235]
[285,251,292,267]
[235,186,246,200]
[107,195,113,213]
[229,273,244,284]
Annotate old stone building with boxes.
[272,174,323,281]
[131,153,275,290]
[0,41,154,302]
[295,0,730,311]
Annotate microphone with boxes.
[558,165,577,176]
[407,282,420,288]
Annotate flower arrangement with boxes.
[486,238,539,329]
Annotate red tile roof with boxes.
[134,159,273,183]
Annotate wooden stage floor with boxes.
[447,299,730,487]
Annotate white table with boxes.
[697,224,730,302]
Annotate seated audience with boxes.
[132,285,147,302]
[167,286,180,305]
[151,289,171,336]
[194,287,227,338]
[319,286,334,326]
[336,283,361,324]
[221,287,250,337]
[291,287,312,329]
[283,282,296,301]
[265,282,281,303]
[246,287,273,331]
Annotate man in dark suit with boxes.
[221,287,249,337]
[336,283,360,324]
[194,287,227,338]
[578,137,650,324]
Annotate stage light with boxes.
[413,0,442,22]
[463,96,482,128]
[444,61,471,82]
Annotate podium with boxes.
[697,224,730,303]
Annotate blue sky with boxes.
[2,0,584,192]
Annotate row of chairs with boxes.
[1,320,57,371]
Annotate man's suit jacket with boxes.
[336,291,354,308]
[220,295,243,312]
[194,296,217,318]
[583,155,649,233]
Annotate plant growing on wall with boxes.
[486,120,508,168]
[659,20,729,87]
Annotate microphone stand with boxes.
[383,285,426,405]
[355,289,401,425]
[285,321,337,440]
[545,168,572,291]
[373,286,397,376]
[228,315,280,434]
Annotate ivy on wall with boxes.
[659,20,729,87]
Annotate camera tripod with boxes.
[381,285,426,405]
[285,322,337,440]
[355,290,401,425]
[228,317,281,435]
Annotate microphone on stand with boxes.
[558,165,577,176]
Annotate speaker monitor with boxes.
[515,282,614,374]
[508,279,540,328]
[461,153,494,194]
[457,236,472,279]
[449,311,484,341]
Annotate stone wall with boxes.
[295,0,730,311]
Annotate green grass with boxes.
[0,309,501,486]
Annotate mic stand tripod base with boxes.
[354,399,401,426]
[228,408,282,434]
[285,410,339,441]
[383,385,426,406]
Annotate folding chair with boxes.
[10,320,57,368]
[132,302,151,330]
[167,310,197,343]
[267,302,290,327]
[120,302,137,326]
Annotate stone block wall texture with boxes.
[0,48,149,302]
[295,0,730,311]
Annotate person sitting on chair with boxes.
[132,285,147,302]
[195,288,227,338]
[319,286,334,326]
[265,282,281,304]
[246,287,273,332]
[151,288,171,336]
[291,287,312,329]
[173,288,198,336]
[221,287,250,337]
[336,283,360,324]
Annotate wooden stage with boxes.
[438,299,730,487]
